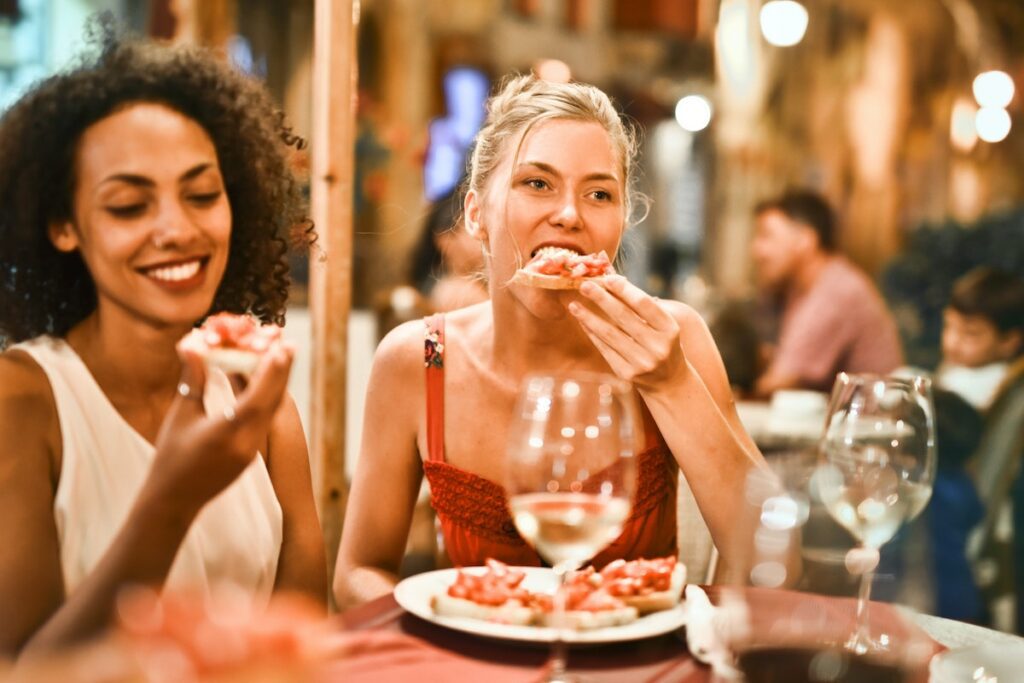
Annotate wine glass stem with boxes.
[547,566,570,683]
[848,567,874,655]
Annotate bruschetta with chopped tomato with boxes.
[511,247,615,290]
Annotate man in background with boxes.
[751,189,903,396]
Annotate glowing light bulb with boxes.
[975,107,1011,143]
[972,71,1015,109]
[760,0,809,47]
[675,95,713,132]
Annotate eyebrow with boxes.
[98,163,217,189]
[517,161,619,183]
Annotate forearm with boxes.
[21,486,197,656]
[640,362,768,568]
[274,532,328,608]
[333,563,400,610]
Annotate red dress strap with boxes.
[424,314,446,463]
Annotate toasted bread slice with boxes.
[430,592,535,626]
[618,562,686,614]
[539,605,639,630]
[205,348,262,376]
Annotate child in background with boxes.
[938,267,1024,411]
[927,389,986,622]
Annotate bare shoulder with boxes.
[0,348,58,423]
[0,348,60,475]
[659,299,712,338]
[373,318,430,376]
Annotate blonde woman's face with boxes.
[469,119,625,297]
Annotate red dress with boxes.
[422,314,678,568]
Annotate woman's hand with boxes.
[567,275,687,391]
[144,340,295,515]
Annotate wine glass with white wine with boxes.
[817,373,936,655]
[506,373,638,683]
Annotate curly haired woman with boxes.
[0,26,325,656]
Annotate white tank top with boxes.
[15,337,283,603]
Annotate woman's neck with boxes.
[66,309,189,399]
[488,291,609,378]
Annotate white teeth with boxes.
[534,246,582,258]
[147,259,202,282]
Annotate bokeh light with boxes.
[675,95,713,132]
[975,106,1012,143]
[760,0,809,47]
[972,70,1015,109]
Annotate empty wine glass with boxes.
[506,373,638,683]
[817,373,936,655]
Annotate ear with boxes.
[463,189,488,243]
[48,220,80,253]
[997,329,1023,360]
[795,223,820,254]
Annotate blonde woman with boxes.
[335,75,765,606]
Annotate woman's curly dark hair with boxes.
[0,19,312,342]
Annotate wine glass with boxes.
[506,372,638,683]
[816,373,936,655]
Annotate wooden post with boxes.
[310,0,357,598]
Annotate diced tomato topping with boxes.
[199,313,282,351]
[599,556,676,596]
[525,250,614,278]
[447,559,529,606]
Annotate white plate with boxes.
[929,641,1024,682]
[394,566,687,645]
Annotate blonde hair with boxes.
[467,74,643,226]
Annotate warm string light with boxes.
[675,95,713,132]
[759,0,809,47]
[968,70,1014,143]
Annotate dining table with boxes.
[323,583,1023,682]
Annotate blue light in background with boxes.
[423,66,489,201]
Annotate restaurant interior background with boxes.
[4,0,1024,627]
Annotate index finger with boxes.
[598,276,676,331]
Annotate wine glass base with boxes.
[542,674,580,683]
[844,629,893,656]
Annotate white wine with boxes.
[510,492,630,569]
[820,479,931,548]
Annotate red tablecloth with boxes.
[323,586,941,682]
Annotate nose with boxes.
[151,198,200,249]
[550,190,583,231]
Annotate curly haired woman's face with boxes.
[49,102,232,329]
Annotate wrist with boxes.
[134,479,203,535]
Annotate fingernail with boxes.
[580,282,595,295]
[568,302,580,315]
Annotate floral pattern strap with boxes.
[424,314,446,463]
[424,318,444,369]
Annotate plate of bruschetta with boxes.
[394,557,688,644]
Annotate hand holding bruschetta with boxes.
[567,275,688,392]
[143,323,294,515]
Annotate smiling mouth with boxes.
[139,257,208,283]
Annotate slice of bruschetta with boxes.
[599,556,687,614]
[510,247,615,290]
[179,312,283,376]
[430,559,538,626]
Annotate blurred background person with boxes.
[408,184,488,313]
[937,266,1024,411]
[751,189,903,397]
[925,389,987,623]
